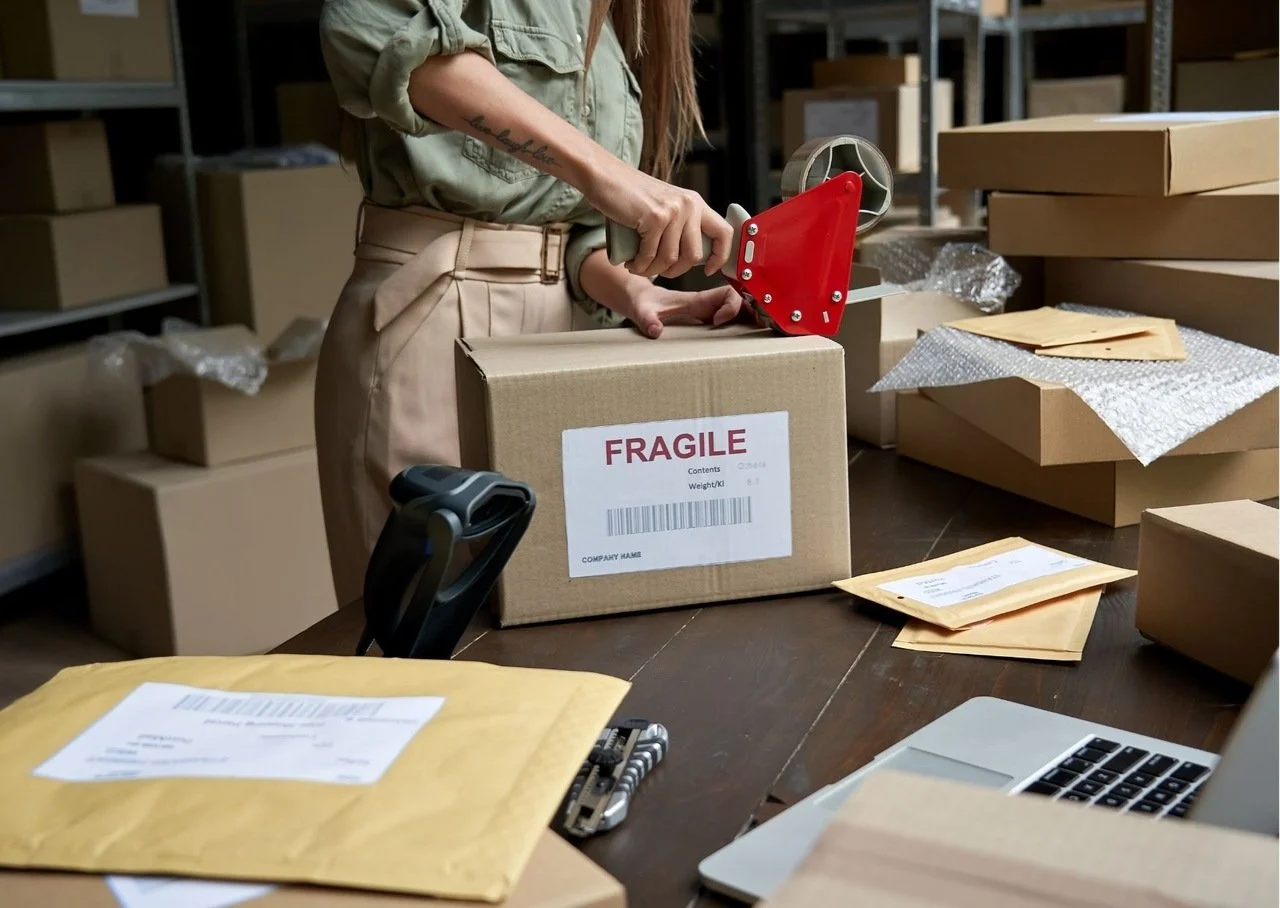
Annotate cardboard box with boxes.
[812,54,919,88]
[782,81,954,172]
[0,205,168,311]
[146,325,319,468]
[988,181,1279,260]
[1136,500,1278,685]
[1044,258,1280,354]
[0,0,173,81]
[896,392,1279,527]
[277,81,344,151]
[75,449,337,657]
[199,164,362,343]
[939,112,1280,195]
[1175,56,1280,112]
[1168,0,1278,65]
[0,120,114,215]
[1027,75,1125,118]
[455,326,852,625]
[2,830,625,908]
[921,380,1278,465]
[0,345,146,577]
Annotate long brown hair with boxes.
[585,0,702,184]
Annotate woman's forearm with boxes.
[578,249,651,311]
[408,50,609,192]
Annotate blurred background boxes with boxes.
[0,120,115,215]
[0,0,174,81]
[1027,76,1125,118]
[1174,55,1279,112]
[276,80,344,152]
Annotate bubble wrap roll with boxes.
[861,238,1022,314]
[871,304,1280,466]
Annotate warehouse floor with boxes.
[0,570,125,710]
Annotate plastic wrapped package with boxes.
[87,319,269,397]
[872,304,1280,465]
[862,237,1022,314]
[152,143,340,176]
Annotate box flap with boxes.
[459,326,839,380]
[1146,500,1280,559]
[1114,260,1280,281]
[944,111,1279,136]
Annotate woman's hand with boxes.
[579,249,744,339]
[581,154,734,281]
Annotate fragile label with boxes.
[561,411,792,578]
[804,99,880,145]
[106,876,275,908]
[34,682,445,786]
[81,0,140,16]
[876,545,1091,608]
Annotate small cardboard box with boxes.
[0,119,115,215]
[896,392,1278,527]
[0,0,173,81]
[812,54,919,88]
[146,324,320,468]
[199,164,362,344]
[782,80,953,172]
[0,344,146,577]
[75,449,337,657]
[988,181,1279,260]
[1045,258,1280,354]
[1175,56,1279,112]
[1136,500,1279,686]
[456,326,852,626]
[277,81,344,152]
[2,830,625,908]
[0,205,168,311]
[1027,75,1125,118]
[938,112,1280,195]
[921,380,1278,465]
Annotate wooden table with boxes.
[277,442,1254,908]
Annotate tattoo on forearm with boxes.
[465,115,560,166]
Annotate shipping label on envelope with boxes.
[0,654,630,904]
[892,587,1104,661]
[834,537,1134,629]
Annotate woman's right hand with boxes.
[582,154,734,281]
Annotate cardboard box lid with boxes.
[1118,259,1280,281]
[761,770,1280,907]
[1144,500,1280,560]
[938,111,1280,196]
[459,325,839,379]
[78,449,318,495]
[1,830,625,908]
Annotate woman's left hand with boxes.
[617,283,745,339]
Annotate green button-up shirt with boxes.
[319,0,642,325]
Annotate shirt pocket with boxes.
[462,22,584,184]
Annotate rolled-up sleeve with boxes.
[564,220,627,327]
[319,0,491,138]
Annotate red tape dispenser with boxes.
[606,135,896,338]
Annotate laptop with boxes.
[699,650,1279,904]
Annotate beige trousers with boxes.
[315,203,580,608]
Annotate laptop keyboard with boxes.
[1020,737,1211,819]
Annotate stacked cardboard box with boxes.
[893,113,1280,526]
[74,322,337,657]
[0,0,174,81]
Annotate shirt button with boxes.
[582,105,591,116]
[576,33,583,43]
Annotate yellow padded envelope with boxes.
[0,654,630,903]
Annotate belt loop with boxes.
[540,227,562,284]
[455,218,476,277]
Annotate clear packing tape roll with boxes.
[872,304,1280,465]
[87,317,327,397]
[862,236,1022,314]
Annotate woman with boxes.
[316,0,743,606]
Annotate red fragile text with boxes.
[604,429,747,465]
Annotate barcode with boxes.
[172,693,382,720]
[605,497,753,537]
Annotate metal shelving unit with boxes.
[748,0,1173,223]
[0,0,205,598]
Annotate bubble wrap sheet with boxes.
[88,318,269,396]
[871,304,1280,465]
[861,238,1022,314]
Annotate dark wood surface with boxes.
[276,442,1254,908]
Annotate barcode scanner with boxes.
[358,465,536,660]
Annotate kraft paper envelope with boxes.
[834,537,1135,630]
[892,587,1103,662]
[946,307,1155,349]
[0,654,630,903]
[760,770,1280,908]
[1035,318,1186,362]
[2,831,626,908]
